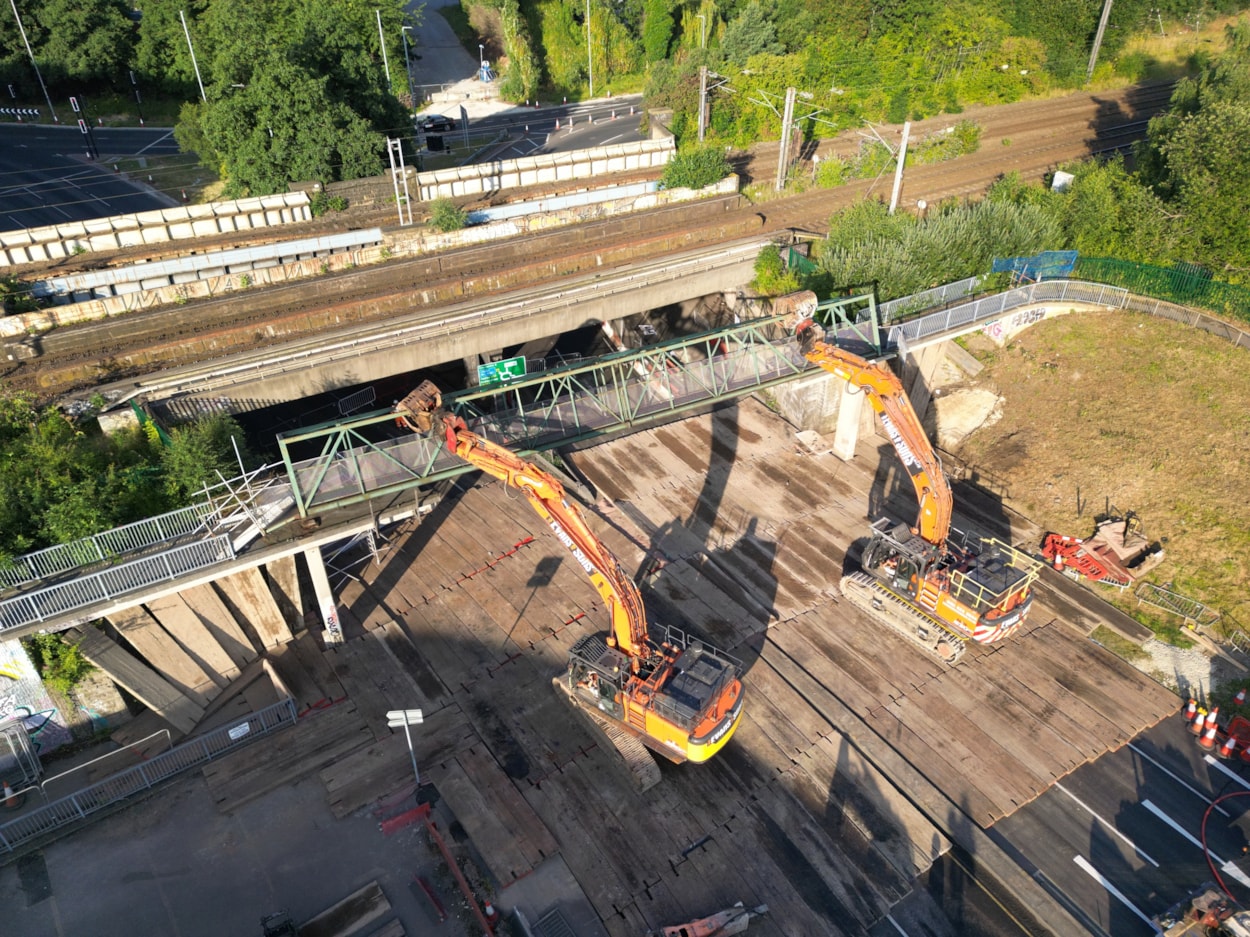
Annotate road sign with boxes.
[77,119,88,133]
[69,96,79,113]
[386,709,424,726]
[477,355,526,386]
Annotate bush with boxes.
[24,633,94,696]
[660,145,733,191]
[752,245,799,296]
[309,191,348,216]
[429,199,468,232]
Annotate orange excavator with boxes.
[396,382,745,789]
[789,310,1042,663]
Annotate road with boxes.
[0,124,179,231]
[994,701,1250,934]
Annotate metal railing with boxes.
[1134,582,1222,629]
[0,535,236,633]
[889,280,1130,347]
[0,501,217,591]
[879,275,983,324]
[0,697,297,853]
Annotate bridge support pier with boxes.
[831,379,866,461]
[901,341,948,424]
[304,546,345,646]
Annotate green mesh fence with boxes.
[1072,257,1250,325]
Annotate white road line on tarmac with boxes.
[1205,754,1250,789]
[1072,855,1157,929]
[135,130,173,155]
[885,915,909,936]
[1129,743,1231,815]
[1056,783,1159,867]
[1140,799,1250,888]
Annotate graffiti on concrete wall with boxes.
[0,639,72,755]
[982,307,1050,343]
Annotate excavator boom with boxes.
[395,382,745,772]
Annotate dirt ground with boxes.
[928,309,1250,637]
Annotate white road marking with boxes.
[1141,799,1250,888]
[1056,782,1159,867]
[602,133,624,145]
[1129,742,1231,815]
[1205,754,1250,790]
[885,915,909,936]
[135,130,174,155]
[1072,855,1157,928]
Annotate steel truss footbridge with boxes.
[0,277,1132,638]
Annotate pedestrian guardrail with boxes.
[0,697,296,854]
[0,534,235,633]
[0,501,216,591]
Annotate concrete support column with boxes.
[304,545,344,646]
[903,342,948,427]
[770,371,841,434]
[463,354,481,387]
[832,381,866,461]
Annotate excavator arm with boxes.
[794,319,953,549]
[397,383,650,666]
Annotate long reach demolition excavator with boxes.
[788,305,1042,663]
[395,382,745,789]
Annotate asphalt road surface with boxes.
[0,124,179,232]
[994,711,1250,935]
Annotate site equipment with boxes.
[647,902,769,937]
[788,312,1042,663]
[395,382,745,786]
[1154,883,1250,936]
[1041,509,1164,587]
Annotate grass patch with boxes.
[113,153,220,205]
[955,310,1249,641]
[1090,625,1151,662]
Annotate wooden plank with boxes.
[143,591,239,688]
[109,605,220,708]
[265,554,305,636]
[203,702,372,813]
[300,880,390,937]
[264,643,324,713]
[426,753,545,883]
[326,638,399,742]
[68,625,205,735]
[217,567,294,649]
[110,709,180,749]
[371,619,449,709]
[182,583,259,668]
[288,631,346,704]
[397,600,479,691]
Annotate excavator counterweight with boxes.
[396,382,745,784]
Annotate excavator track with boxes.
[552,676,663,793]
[839,571,967,665]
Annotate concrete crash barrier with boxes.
[0,192,313,265]
[415,138,675,202]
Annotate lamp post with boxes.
[585,0,593,98]
[387,709,424,793]
[8,0,56,121]
[479,43,485,70]
[402,26,414,108]
[376,9,392,92]
[697,13,706,49]
[179,9,207,102]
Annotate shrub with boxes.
[310,191,348,216]
[752,245,799,296]
[660,145,732,191]
[429,199,468,232]
[24,633,94,696]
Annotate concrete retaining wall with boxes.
[0,192,313,266]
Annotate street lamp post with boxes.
[386,709,424,794]
[479,43,485,70]
[7,0,57,121]
[401,26,414,106]
[697,14,706,49]
[376,9,392,92]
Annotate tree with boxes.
[161,413,251,502]
[642,0,674,63]
[429,198,467,232]
[33,0,136,85]
[719,2,782,67]
[660,145,732,189]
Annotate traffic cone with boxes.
[484,902,500,925]
[1240,743,1250,765]
[3,782,18,809]
[181,189,188,202]
[1184,698,1197,723]
[1219,734,1238,759]
[1237,688,1246,706]
[1191,708,1208,735]
[1200,721,1219,750]
[554,118,560,129]
[611,109,616,120]
[1206,707,1220,731]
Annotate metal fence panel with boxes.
[0,698,296,853]
[0,535,235,632]
[0,502,215,590]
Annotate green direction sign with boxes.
[477,355,526,386]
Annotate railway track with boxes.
[7,80,1177,399]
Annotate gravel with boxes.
[1132,637,1246,703]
